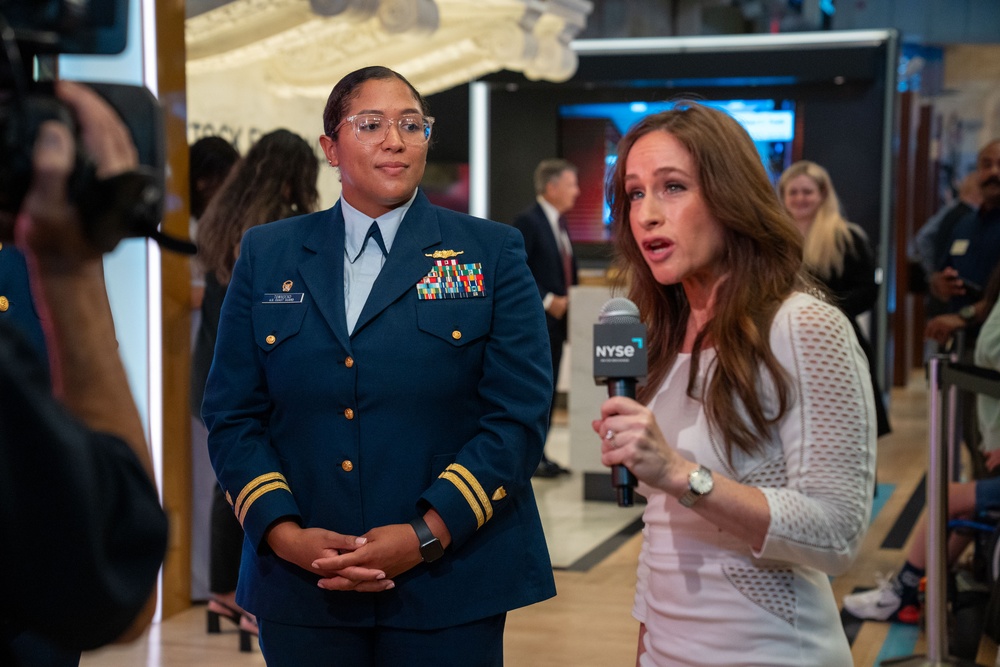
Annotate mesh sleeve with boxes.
[753,297,876,575]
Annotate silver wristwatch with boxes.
[678,465,714,508]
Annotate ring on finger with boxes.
[605,429,616,443]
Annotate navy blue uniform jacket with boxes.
[203,190,556,629]
[0,244,47,372]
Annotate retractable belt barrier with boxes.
[895,356,1000,665]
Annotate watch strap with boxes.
[678,489,700,508]
[409,516,444,563]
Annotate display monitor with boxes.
[558,99,796,243]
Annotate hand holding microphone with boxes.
[593,297,647,507]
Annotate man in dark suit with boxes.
[203,66,555,667]
[511,159,580,478]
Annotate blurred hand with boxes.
[925,313,965,345]
[929,267,966,302]
[14,81,138,272]
[549,294,569,319]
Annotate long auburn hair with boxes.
[778,160,860,281]
[606,102,810,459]
[197,129,320,285]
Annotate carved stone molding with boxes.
[186,0,593,96]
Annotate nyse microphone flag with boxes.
[593,297,647,507]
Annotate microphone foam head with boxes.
[598,297,640,325]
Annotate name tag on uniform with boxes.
[951,239,970,256]
[261,293,304,304]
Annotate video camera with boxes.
[0,0,193,254]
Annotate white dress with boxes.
[634,292,876,666]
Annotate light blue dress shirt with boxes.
[341,191,415,333]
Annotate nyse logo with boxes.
[596,338,644,359]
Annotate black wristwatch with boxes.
[409,516,445,563]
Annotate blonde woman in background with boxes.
[779,160,891,437]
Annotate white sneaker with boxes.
[842,574,904,621]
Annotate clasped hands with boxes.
[266,520,426,593]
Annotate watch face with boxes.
[421,539,445,563]
[690,468,713,495]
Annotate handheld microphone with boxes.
[593,297,647,507]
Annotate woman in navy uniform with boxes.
[203,66,556,666]
[0,243,47,373]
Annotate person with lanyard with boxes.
[923,139,1000,478]
[926,139,1000,348]
[202,65,556,666]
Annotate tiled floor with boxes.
[529,416,644,569]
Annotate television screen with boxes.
[558,99,796,243]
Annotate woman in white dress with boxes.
[592,102,877,666]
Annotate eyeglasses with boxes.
[333,114,435,145]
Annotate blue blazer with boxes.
[0,244,48,376]
[203,191,556,629]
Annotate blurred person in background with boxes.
[192,128,320,651]
[778,159,890,439]
[511,158,579,478]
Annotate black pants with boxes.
[209,484,244,593]
[258,614,506,667]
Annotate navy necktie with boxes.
[364,220,388,258]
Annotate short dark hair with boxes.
[189,136,239,219]
[322,66,430,137]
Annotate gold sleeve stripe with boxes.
[440,470,485,528]
[236,481,291,526]
[446,463,493,521]
[234,472,288,517]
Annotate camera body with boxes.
[0,0,173,253]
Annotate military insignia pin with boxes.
[425,249,465,259]
[282,280,293,292]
